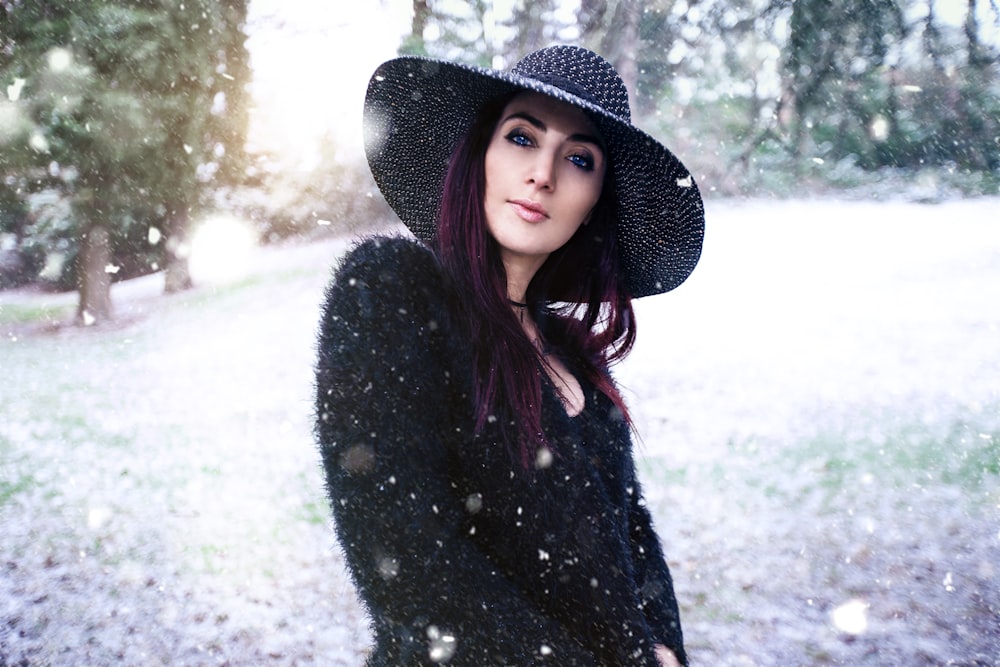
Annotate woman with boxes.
[315,46,704,666]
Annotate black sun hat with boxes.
[363,45,705,298]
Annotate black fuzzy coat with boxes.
[315,236,686,666]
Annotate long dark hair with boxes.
[435,94,637,467]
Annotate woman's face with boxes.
[483,92,606,270]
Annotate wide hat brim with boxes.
[363,54,705,298]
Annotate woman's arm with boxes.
[626,461,688,666]
[315,237,596,666]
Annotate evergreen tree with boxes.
[502,0,562,64]
[780,0,998,171]
[578,0,686,116]
[784,0,907,163]
[0,0,248,323]
[399,0,496,66]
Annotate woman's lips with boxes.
[509,199,549,223]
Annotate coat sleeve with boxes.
[626,462,688,666]
[314,237,596,666]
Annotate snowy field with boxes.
[1,198,998,666]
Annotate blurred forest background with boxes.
[1,0,998,327]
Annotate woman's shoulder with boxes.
[333,236,444,296]
[317,235,462,407]
[335,234,439,283]
[321,234,453,345]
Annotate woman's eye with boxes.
[568,153,594,171]
[505,130,533,147]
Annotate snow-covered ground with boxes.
[623,198,1000,665]
[1,198,998,665]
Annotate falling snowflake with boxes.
[426,625,456,662]
[831,599,868,635]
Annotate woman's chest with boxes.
[452,387,632,524]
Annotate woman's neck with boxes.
[501,251,547,304]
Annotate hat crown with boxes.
[511,45,631,124]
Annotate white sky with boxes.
[245,0,413,166]
[244,0,549,166]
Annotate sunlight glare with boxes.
[189,215,257,284]
[246,1,410,163]
[47,47,74,73]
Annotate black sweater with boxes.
[315,236,686,666]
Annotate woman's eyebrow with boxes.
[502,111,604,150]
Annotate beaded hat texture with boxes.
[363,45,705,298]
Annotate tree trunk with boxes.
[412,0,429,38]
[164,206,193,293]
[600,0,641,105]
[964,0,983,67]
[76,221,113,326]
[578,0,608,47]
[400,0,430,55]
[508,0,555,61]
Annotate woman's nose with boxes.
[527,154,556,190]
